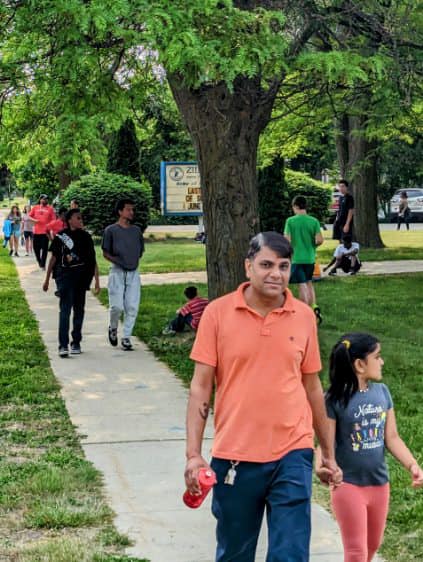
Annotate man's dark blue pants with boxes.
[211,448,313,562]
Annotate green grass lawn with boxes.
[96,239,206,275]
[99,272,423,561]
[0,249,148,562]
[317,229,423,264]
[95,229,423,275]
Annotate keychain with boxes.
[224,461,239,485]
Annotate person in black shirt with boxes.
[43,209,100,357]
[333,179,354,241]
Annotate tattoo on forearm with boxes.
[199,402,210,420]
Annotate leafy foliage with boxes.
[14,160,60,203]
[61,172,151,235]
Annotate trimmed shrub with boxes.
[258,163,331,232]
[61,172,151,235]
[284,169,331,227]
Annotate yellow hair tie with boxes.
[342,339,351,349]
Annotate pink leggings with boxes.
[331,482,390,562]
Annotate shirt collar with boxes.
[234,282,296,313]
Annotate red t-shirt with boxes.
[180,296,208,329]
[46,218,66,236]
[29,205,55,234]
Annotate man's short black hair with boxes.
[292,195,307,209]
[339,179,349,188]
[184,286,198,299]
[65,208,81,223]
[115,198,135,215]
[342,234,352,244]
[58,207,67,215]
[246,232,292,260]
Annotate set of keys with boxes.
[224,461,239,485]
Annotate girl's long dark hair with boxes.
[326,332,379,407]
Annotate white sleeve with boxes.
[334,245,343,258]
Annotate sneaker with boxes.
[14,252,19,257]
[162,325,176,336]
[9,249,13,256]
[121,337,133,351]
[25,252,29,256]
[108,326,118,347]
[70,343,81,355]
[58,346,69,358]
[313,305,323,325]
[328,270,337,276]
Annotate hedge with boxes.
[61,172,151,235]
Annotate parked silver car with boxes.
[390,188,423,222]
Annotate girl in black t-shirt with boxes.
[316,333,422,562]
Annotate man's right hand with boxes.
[184,455,211,494]
[42,280,49,292]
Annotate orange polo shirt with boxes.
[190,282,322,463]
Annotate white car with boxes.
[390,188,423,222]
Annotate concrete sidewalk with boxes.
[15,255,381,562]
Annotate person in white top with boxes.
[323,234,361,276]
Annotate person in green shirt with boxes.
[284,195,324,323]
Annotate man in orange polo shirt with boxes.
[184,231,340,562]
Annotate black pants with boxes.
[337,256,361,273]
[170,313,193,332]
[33,234,49,267]
[397,215,410,230]
[57,278,87,348]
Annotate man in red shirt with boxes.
[46,207,67,240]
[29,194,55,269]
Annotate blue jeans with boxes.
[211,448,313,562]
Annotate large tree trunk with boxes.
[169,75,278,299]
[335,114,384,248]
[347,116,383,247]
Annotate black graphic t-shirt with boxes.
[50,228,96,288]
[326,383,393,486]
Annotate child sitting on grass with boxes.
[162,286,208,335]
[324,234,361,276]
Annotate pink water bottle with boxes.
[183,467,217,508]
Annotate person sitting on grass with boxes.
[162,286,208,335]
[324,234,361,276]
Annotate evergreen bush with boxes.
[285,169,331,226]
[61,172,151,235]
[259,161,331,232]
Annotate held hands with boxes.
[410,463,423,488]
[316,457,343,488]
[184,454,213,495]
